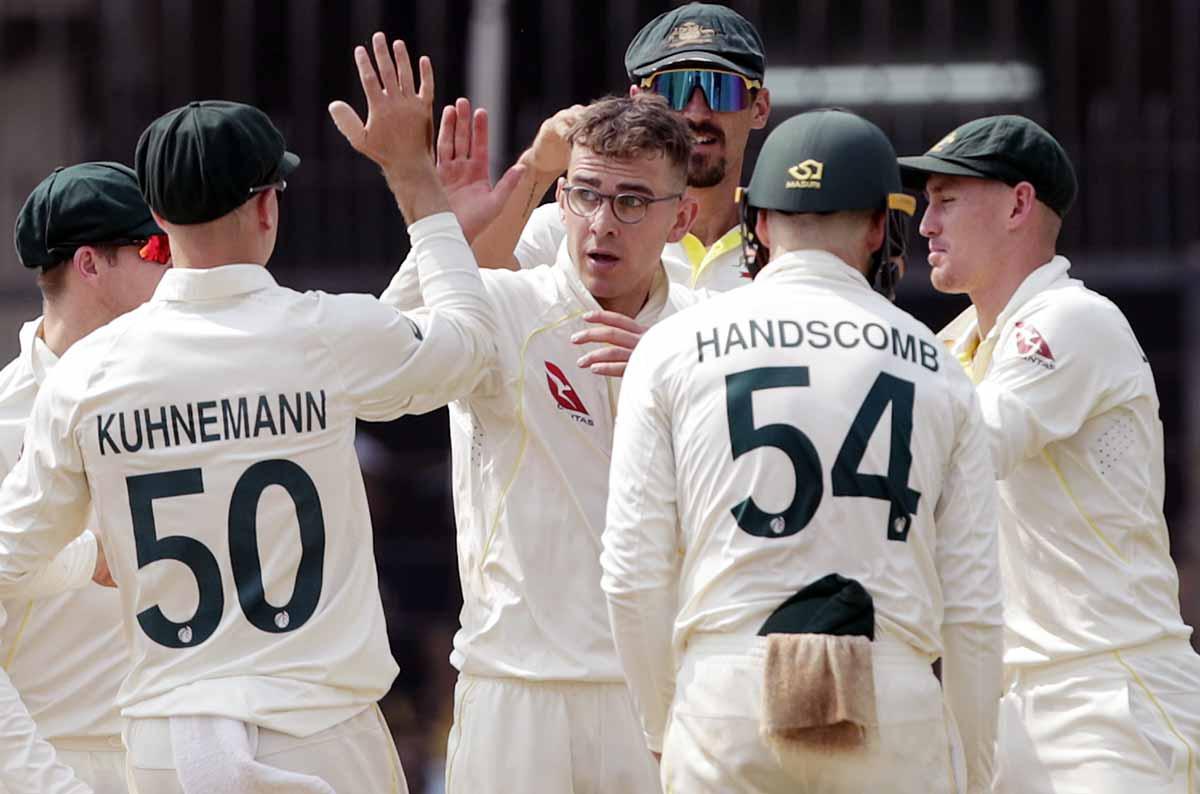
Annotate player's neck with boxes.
[969,252,1051,338]
[39,298,107,357]
[685,174,742,247]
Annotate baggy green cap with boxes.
[743,109,915,217]
[625,2,766,83]
[135,100,300,225]
[898,115,1077,217]
[14,161,162,271]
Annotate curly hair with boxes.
[565,93,692,182]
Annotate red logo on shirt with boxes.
[545,361,589,416]
[1014,321,1055,368]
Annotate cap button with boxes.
[189,101,203,108]
[53,166,64,173]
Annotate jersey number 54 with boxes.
[726,366,922,541]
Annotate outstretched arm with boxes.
[468,105,584,269]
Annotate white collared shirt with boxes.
[603,249,1002,748]
[514,202,751,291]
[0,212,496,737]
[0,318,128,743]
[382,239,701,681]
[939,256,1192,666]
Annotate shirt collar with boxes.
[939,255,1072,351]
[554,245,671,325]
[18,317,57,386]
[754,249,873,291]
[151,264,277,302]
[677,226,743,287]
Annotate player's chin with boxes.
[928,264,965,295]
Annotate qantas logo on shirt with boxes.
[1014,321,1056,370]
[545,361,594,425]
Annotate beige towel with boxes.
[761,633,877,754]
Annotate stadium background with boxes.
[0,1,1196,790]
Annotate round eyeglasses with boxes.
[561,184,682,224]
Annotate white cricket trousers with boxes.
[56,738,127,794]
[994,637,1200,794]
[123,705,408,793]
[661,633,965,794]
[444,674,661,794]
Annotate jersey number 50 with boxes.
[125,459,325,649]
[726,366,921,541]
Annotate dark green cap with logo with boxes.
[14,161,162,271]
[625,2,766,83]
[135,100,300,225]
[898,115,1077,217]
[742,109,915,217]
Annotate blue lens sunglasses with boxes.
[641,69,762,112]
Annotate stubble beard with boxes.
[688,152,727,189]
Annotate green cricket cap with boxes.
[898,115,1077,217]
[14,161,162,271]
[742,109,915,217]
[135,100,300,225]
[625,2,766,83]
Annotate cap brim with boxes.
[634,52,760,82]
[278,151,301,179]
[131,215,165,237]
[898,155,991,190]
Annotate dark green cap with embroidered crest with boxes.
[898,115,1077,217]
[625,3,766,83]
[14,161,162,271]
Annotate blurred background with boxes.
[0,1,1196,790]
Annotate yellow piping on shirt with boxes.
[1040,448,1127,563]
[480,310,587,567]
[680,229,744,289]
[3,602,33,669]
[1114,649,1196,791]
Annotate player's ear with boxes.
[751,87,770,130]
[629,84,641,98]
[255,189,277,231]
[1007,181,1037,231]
[666,195,699,243]
[755,209,772,249]
[72,246,102,283]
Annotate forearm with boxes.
[470,158,559,269]
[384,161,452,226]
[604,586,677,752]
[942,621,1003,794]
[4,531,97,600]
[0,667,92,794]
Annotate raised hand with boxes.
[572,310,649,378]
[329,32,435,175]
[436,97,527,242]
[520,104,586,176]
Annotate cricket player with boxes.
[0,161,171,794]
[474,2,770,292]
[901,115,1200,793]
[0,34,498,793]
[382,93,701,793]
[602,109,1003,794]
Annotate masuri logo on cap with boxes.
[786,159,824,190]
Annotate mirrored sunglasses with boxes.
[641,69,761,112]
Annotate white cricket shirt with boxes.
[0,318,127,743]
[0,212,495,737]
[515,202,752,291]
[603,249,1003,748]
[382,242,700,682]
[939,256,1193,667]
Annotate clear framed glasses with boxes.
[561,184,682,224]
[248,179,287,196]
